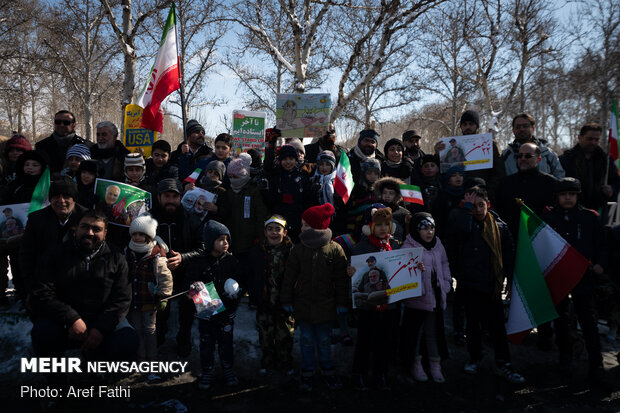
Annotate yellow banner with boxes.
[386,282,418,296]
[124,104,158,157]
[462,158,490,166]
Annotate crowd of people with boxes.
[1,108,619,393]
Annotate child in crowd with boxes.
[311,150,337,206]
[144,140,179,187]
[248,215,295,375]
[348,204,400,391]
[194,160,227,222]
[182,133,234,188]
[413,154,441,214]
[267,144,312,243]
[541,178,608,386]
[125,215,172,380]
[1,134,31,186]
[433,164,465,239]
[373,177,411,243]
[381,138,412,183]
[61,144,91,179]
[344,158,381,236]
[188,220,242,390]
[76,160,100,209]
[124,153,152,192]
[402,212,451,383]
[281,203,348,391]
[446,186,524,383]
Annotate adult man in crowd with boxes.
[559,123,619,212]
[402,130,425,162]
[152,178,204,356]
[30,209,138,383]
[171,119,213,167]
[90,121,129,181]
[502,113,565,179]
[496,142,557,237]
[349,129,385,183]
[20,177,88,295]
[304,127,347,166]
[35,110,91,173]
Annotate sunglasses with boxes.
[515,153,536,159]
[54,119,73,126]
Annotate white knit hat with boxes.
[129,214,158,240]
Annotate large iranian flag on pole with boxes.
[334,151,354,204]
[137,3,180,133]
[506,202,590,344]
[610,99,619,170]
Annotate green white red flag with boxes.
[399,184,424,205]
[334,151,354,204]
[506,202,590,344]
[28,166,50,214]
[184,168,202,184]
[610,99,619,170]
[137,3,180,133]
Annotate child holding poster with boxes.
[401,212,452,383]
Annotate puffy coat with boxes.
[401,236,452,311]
[126,245,173,311]
[280,238,348,323]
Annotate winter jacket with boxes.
[126,245,173,311]
[170,142,213,172]
[247,236,295,309]
[144,158,179,188]
[35,132,90,173]
[466,140,505,204]
[31,240,131,336]
[20,204,88,291]
[281,234,348,324]
[90,140,130,182]
[349,148,385,185]
[502,138,565,178]
[381,159,413,183]
[186,251,241,321]
[219,181,268,255]
[559,144,619,211]
[401,236,452,311]
[304,140,347,167]
[542,204,607,294]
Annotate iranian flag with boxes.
[399,184,424,205]
[136,3,181,133]
[184,168,202,184]
[334,151,354,204]
[506,202,590,344]
[610,99,619,170]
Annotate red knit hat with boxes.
[4,134,32,156]
[302,203,335,230]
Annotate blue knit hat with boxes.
[66,144,91,160]
[203,220,231,252]
[358,129,379,145]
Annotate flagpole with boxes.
[173,2,188,144]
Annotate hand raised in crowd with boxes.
[82,328,103,350]
[601,185,613,198]
[347,265,356,278]
[463,191,477,205]
[593,264,604,275]
[68,318,88,341]
[184,182,195,191]
[417,261,426,272]
[167,250,182,271]
[434,140,446,154]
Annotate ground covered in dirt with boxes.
[2,296,620,412]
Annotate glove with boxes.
[156,299,168,312]
[282,305,294,313]
[336,307,348,315]
[224,278,240,299]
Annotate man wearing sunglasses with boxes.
[497,142,558,238]
[35,110,91,173]
[502,113,564,179]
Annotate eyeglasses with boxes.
[54,119,73,126]
[516,153,536,159]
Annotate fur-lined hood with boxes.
[372,176,406,201]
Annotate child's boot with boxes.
[429,358,445,383]
[412,358,428,382]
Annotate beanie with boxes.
[125,153,145,169]
[78,159,100,177]
[302,203,335,230]
[446,164,465,178]
[203,220,231,252]
[129,214,158,240]
[186,119,205,136]
[421,154,439,167]
[402,130,421,141]
[66,144,91,160]
[554,177,581,193]
[227,153,252,177]
[383,138,404,156]
[152,139,172,154]
[205,160,226,180]
[358,129,379,145]
[246,149,263,169]
[49,175,78,201]
[361,203,393,236]
[4,134,31,156]
[316,150,336,168]
[460,110,480,128]
[287,138,305,155]
[361,158,381,175]
[409,212,437,248]
[278,144,299,161]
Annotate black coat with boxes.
[90,140,130,182]
[30,240,131,336]
[349,148,385,184]
[144,158,179,188]
[35,133,90,173]
[20,204,88,291]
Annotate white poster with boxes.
[438,133,493,173]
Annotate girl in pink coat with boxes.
[401,212,452,383]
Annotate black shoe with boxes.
[351,374,368,391]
